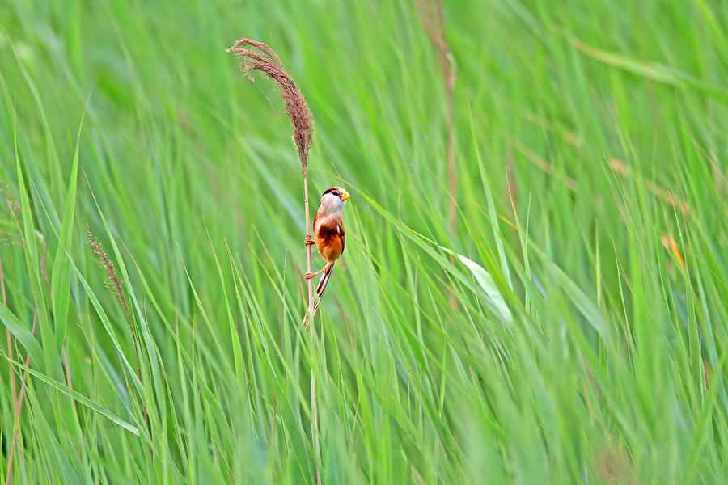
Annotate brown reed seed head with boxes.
[227,38,313,168]
[87,230,129,314]
[416,0,456,91]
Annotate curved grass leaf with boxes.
[4,353,139,435]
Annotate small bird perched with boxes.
[304,186,350,301]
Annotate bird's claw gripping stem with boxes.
[304,234,315,246]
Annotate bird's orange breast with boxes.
[315,215,345,263]
[317,233,343,263]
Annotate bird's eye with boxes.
[332,191,340,197]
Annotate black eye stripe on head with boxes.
[322,188,340,197]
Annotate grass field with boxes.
[1,1,727,483]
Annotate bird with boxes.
[304,186,350,301]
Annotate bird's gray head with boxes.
[320,186,350,213]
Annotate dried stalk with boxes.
[5,317,37,485]
[417,0,457,229]
[520,114,691,215]
[311,375,322,485]
[227,38,322,484]
[417,0,460,309]
[0,259,15,410]
[226,38,316,318]
[608,158,690,215]
[1,258,18,485]
[513,141,578,190]
[660,234,686,270]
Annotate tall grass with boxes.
[1,0,727,483]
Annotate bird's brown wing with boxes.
[338,220,345,254]
[313,209,320,235]
[313,209,325,254]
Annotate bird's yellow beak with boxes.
[341,190,350,202]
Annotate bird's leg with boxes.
[303,235,317,279]
[303,266,325,281]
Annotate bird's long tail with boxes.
[315,262,335,298]
[302,263,335,327]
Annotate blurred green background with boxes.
[1,1,727,483]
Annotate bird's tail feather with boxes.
[316,263,335,297]
[302,263,335,327]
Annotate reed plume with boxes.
[227,38,317,319]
